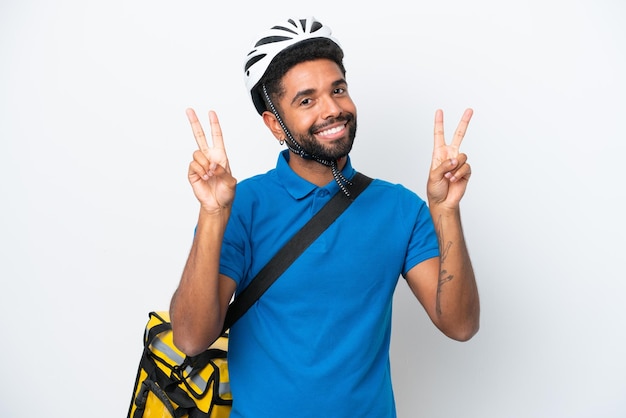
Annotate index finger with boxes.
[451,108,473,148]
[433,108,445,149]
[186,108,210,153]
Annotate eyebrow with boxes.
[290,78,347,107]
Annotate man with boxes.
[170,16,479,417]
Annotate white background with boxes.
[1,0,625,417]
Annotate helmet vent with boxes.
[244,54,266,72]
[255,35,293,47]
[311,21,322,32]
[271,25,298,35]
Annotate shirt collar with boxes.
[276,150,356,200]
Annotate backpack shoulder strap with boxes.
[221,172,373,332]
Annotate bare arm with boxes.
[405,109,480,341]
[170,109,238,356]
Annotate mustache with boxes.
[309,113,355,134]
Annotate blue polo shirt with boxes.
[220,150,439,418]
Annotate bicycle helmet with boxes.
[244,17,342,115]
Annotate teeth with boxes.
[318,125,344,136]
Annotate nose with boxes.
[320,95,342,119]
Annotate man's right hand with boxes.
[186,108,237,213]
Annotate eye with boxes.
[333,87,346,95]
[299,98,313,106]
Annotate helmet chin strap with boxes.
[262,84,353,197]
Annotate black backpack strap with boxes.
[222,172,373,332]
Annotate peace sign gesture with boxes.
[427,108,473,208]
[186,108,237,213]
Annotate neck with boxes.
[288,154,347,187]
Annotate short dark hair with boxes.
[255,38,346,113]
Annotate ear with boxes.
[262,111,285,141]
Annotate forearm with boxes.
[430,205,480,341]
[170,208,231,355]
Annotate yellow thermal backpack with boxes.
[127,311,232,418]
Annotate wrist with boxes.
[197,205,231,229]
[428,201,461,218]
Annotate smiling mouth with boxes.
[316,123,346,138]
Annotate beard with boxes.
[292,113,357,161]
